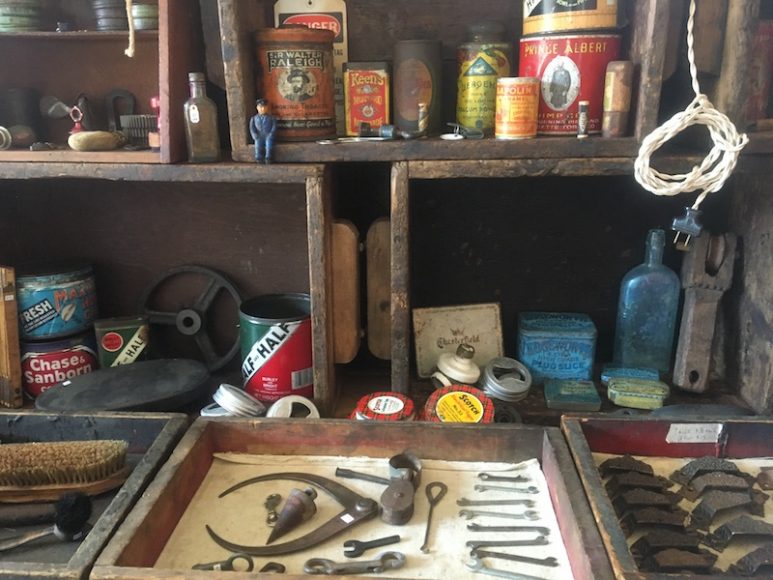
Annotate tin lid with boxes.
[354,391,415,421]
[17,261,94,280]
[94,315,149,331]
[255,26,335,43]
[467,21,506,42]
[518,312,597,337]
[188,72,206,82]
[422,385,495,423]
[343,62,391,72]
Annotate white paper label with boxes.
[666,423,724,444]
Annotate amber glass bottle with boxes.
[184,72,220,162]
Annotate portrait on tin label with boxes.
[279,68,317,102]
[541,56,580,111]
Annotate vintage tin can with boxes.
[421,385,495,424]
[351,391,415,421]
[602,60,633,137]
[519,33,621,135]
[607,377,670,410]
[600,364,660,386]
[394,39,442,135]
[16,263,98,340]
[21,331,98,398]
[522,0,619,36]
[457,21,512,133]
[517,312,597,384]
[343,62,390,137]
[254,27,336,141]
[240,293,313,403]
[94,316,149,368]
[495,77,540,139]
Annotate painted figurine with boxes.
[249,98,277,163]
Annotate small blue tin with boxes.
[517,312,597,384]
[600,364,660,386]
[17,263,98,340]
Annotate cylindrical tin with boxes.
[94,316,149,368]
[522,0,619,36]
[456,21,512,133]
[577,99,589,138]
[254,27,336,141]
[16,263,98,340]
[240,293,313,403]
[21,331,98,399]
[394,39,442,135]
[602,60,633,138]
[343,62,390,137]
[519,33,621,135]
[421,385,495,423]
[351,391,415,421]
[495,77,540,139]
[746,21,773,124]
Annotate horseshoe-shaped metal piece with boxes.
[205,472,379,556]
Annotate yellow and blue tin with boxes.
[607,377,670,410]
[517,312,597,384]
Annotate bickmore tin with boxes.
[343,62,390,136]
[240,293,313,403]
[17,263,97,340]
[519,33,621,135]
[254,27,336,141]
[495,77,540,139]
[21,332,98,399]
[94,316,149,367]
[522,0,619,36]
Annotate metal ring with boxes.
[481,357,532,402]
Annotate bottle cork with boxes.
[602,61,634,138]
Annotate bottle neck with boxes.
[189,80,206,99]
[645,230,665,265]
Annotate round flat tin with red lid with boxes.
[422,385,495,423]
[354,391,415,421]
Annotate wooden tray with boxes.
[0,410,187,580]
[562,416,773,580]
[92,418,613,579]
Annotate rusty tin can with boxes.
[94,316,150,367]
[519,33,621,135]
[394,39,442,134]
[522,0,619,36]
[254,27,336,141]
[495,77,540,139]
[343,62,390,137]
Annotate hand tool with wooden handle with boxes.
[673,233,736,392]
[0,266,22,408]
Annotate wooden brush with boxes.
[0,440,129,502]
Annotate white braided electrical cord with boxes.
[633,0,748,211]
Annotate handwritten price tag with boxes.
[666,423,724,444]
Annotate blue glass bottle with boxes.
[613,229,680,372]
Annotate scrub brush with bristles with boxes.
[0,440,128,487]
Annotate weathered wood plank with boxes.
[693,0,728,76]
[390,162,410,393]
[0,267,22,408]
[366,218,391,360]
[332,220,361,364]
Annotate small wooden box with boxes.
[0,410,187,580]
[92,418,613,579]
[562,416,773,579]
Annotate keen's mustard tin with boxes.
[456,21,512,133]
[21,331,98,399]
[519,33,621,135]
[495,77,540,139]
[16,263,98,340]
[94,316,149,367]
[343,62,390,137]
[254,27,336,141]
[517,312,597,384]
[522,0,619,36]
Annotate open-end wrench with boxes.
[472,549,559,568]
[466,555,547,580]
[459,509,540,521]
[475,485,539,494]
[478,473,531,483]
[304,551,406,575]
[467,537,548,549]
[343,534,401,558]
[457,498,535,508]
[467,524,550,534]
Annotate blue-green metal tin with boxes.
[517,312,597,384]
[600,364,660,386]
[16,263,98,340]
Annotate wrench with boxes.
[459,509,540,521]
[457,498,535,508]
[472,549,559,567]
[343,534,401,558]
[466,555,548,580]
[467,524,550,534]
[420,482,448,553]
[478,473,531,483]
[475,485,539,494]
[304,551,406,575]
[466,537,549,550]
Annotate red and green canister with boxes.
[456,21,512,134]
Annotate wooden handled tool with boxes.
[0,266,22,408]
[673,233,736,392]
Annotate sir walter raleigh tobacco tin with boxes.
[343,62,390,136]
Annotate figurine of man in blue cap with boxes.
[249,98,277,164]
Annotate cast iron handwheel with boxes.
[139,265,242,372]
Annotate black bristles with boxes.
[53,492,92,540]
